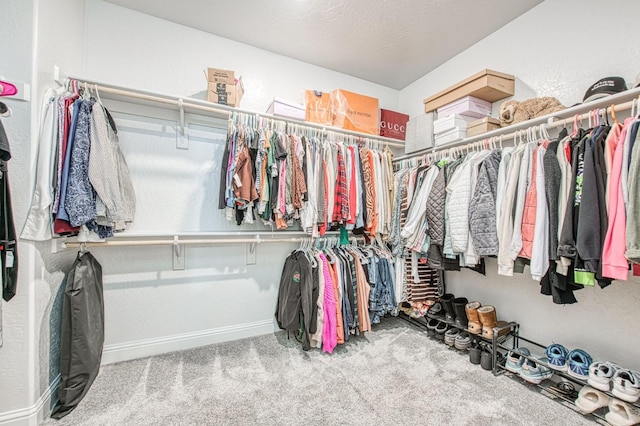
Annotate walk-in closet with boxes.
[2,1,640,425]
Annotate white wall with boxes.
[84,0,399,113]
[400,0,640,370]
[0,0,37,417]
[0,0,87,423]
[401,0,640,118]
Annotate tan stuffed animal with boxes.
[499,97,565,127]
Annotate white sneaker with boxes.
[612,369,640,403]
[588,361,617,392]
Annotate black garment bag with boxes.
[51,251,104,419]
[0,119,17,301]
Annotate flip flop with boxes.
[605,398,640,426]
[574,385,610,414]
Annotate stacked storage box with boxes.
[433,97,491,146]
[424,69,515,145]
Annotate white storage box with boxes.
[404,114,434,154]
[437,96,492,119]
[434,127,466,146]
[433,114,473,135]
[267,97,305,120]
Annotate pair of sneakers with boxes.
[546,343,593,381]
[505,347,553,384]
[589,362,640,403]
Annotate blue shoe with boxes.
[520,357,554,384]
[546,343,569,371]
[567,349,593,381]
[505,347,531,373]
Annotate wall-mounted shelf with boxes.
[66,76,406,149]
[394,86,640,161]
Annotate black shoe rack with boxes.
[400,311,519,374]
[494,334,640,425]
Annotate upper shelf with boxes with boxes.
[205,66,412,145]
[425,69,515,147]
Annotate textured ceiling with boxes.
[104,0,543,89]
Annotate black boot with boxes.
[427,301,445,319]
[440,293,455,323]
[453,297,469,328]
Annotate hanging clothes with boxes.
[23,82,136,241]
[275,238,396,353]
[219,115,394,238]
[22,89,58,241]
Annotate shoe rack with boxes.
[494,335,640,425]
[400,310,519,374]
[425,311,519,372]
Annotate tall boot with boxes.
[452,297,469,328]
[440,293,455,323]
[465,301,482,334]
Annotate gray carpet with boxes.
[42,318,594,425]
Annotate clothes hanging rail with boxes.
[55,230,339,251]
[65,77,405,148]
[62,236,305,249]
[393,86,640,162]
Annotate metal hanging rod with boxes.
[66,77,405,148]
[55,230,341,251]
[393,86,640,162]
[63,236,306,249]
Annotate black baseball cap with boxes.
[582,77,628,103]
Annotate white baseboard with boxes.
[0,375,60,426]
[101,319,277,365]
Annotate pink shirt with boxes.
[602,118,634,280]
[320,253,337,354]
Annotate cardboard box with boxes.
[424,69,515,113]
[207,79,244,107]
[437,96,492,119]
[380,109,410,140]
[434,127,466,146]
[305,90,332,126]
[331,89,379,135]
[404,114,433,154]
[466,117,501,137]
[267,97,305,121]
[207,68,235,85]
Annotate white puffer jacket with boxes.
[446,153,474,253]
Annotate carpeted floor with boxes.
[42,317,595,425]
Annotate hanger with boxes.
[0,80,18,97]
[610,104,618,126]
[569,114,580,138]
